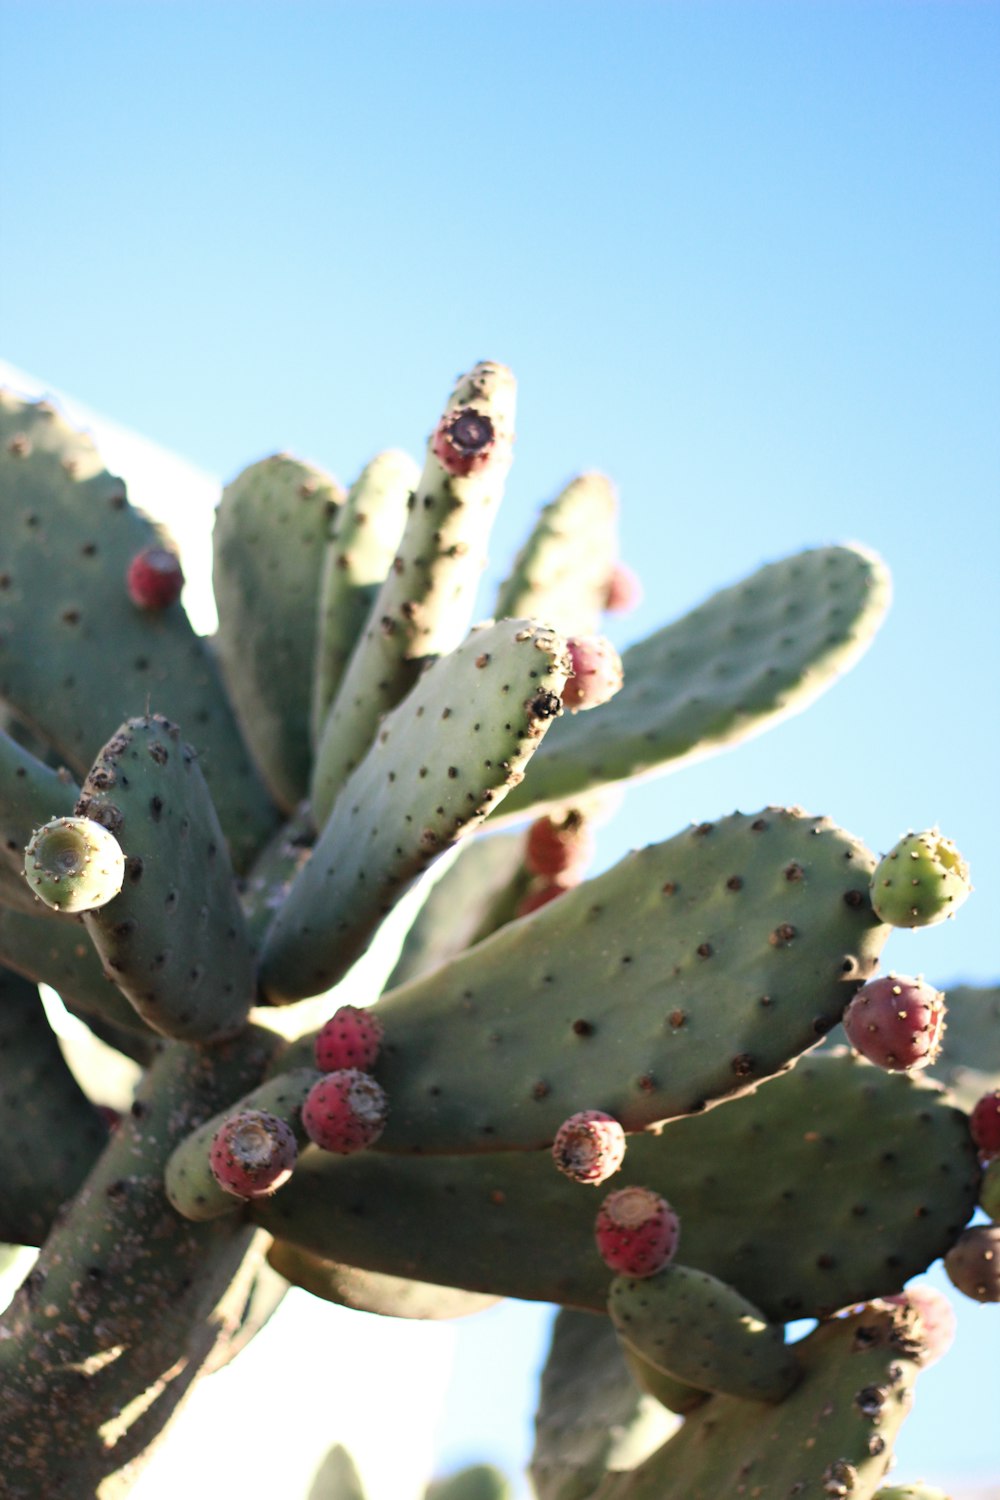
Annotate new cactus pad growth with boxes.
[0,368,991,1498]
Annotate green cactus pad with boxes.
[425,1467,513,1500]
[497,544,891,821]
[260,618,570,1004]
[309,1445,368,1500]
[608,1263,801,1403]
[870,829,972,929]
[385,829,530,989]
[213,453,344,811]
[589,1303,923,1500]
[924,984,1000,1109]
[0,726,78,903]
[310,361,517,826]
[251,1051,979,1321]
[23,815,126,913]
[266,1239,500,1320]
[166,1067,320,1221]
[312,449,420,744]
[0,967,110,1246]
[494,472,619,638]
[343,807,886,1152]
[78,715,256,1041]
[0,392,280,871]
[874,1486,953,1499]
[529,1309,679,1500]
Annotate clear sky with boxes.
[1,1,998,1493]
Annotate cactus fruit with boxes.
[315,1005,385,1073]
[604,561,642,614]
[553,1110,627,1185]
[595,1188,679,1278]
[870,828,972,928]
[842,974,946,1071]
[562,635,624,711]
[302,1069,389,1154]
[525,810,594,880]
[979,1157,1000,1221]
[125,544,185,609]
[969,1087,1000,1161]
[209,1109,298,1199]
[880,1285,956,1365]
[943,1224,1000,1303]
[432,407,504,477]
[22,814,125,912]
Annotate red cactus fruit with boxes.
[209,1109,298,1199]
[594,1186,679,1277]
[302,1068,388,1154]
[841,974,946,1072]
[315,1004,384,1073]
[970,1089,1000,1162]
[431,406,499,477]
[882,1284,957,1366]
[126,545,185,609]
[515,880,572,918]
[525,811,594,881]
[562,636,624,713]
[604,561,642,614]
[553,1110,627,1185]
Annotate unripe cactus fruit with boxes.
[969,1088,1000,1162]
[943,1224,1000,1303]
[315,1005,385,1073]
[561,635,624,712]
[841,974,946,1071]
[302,1069,388,1154]
[870,828,972,928]
[603,560,642,614]
[23,815,126,912]
[552,1110,627,1185]
[594,1186,679,1277]
[209,1109,298,1199]
[979,1157,1000,1222]
[431,406,500,477]
[525,811,594,881]
[881,1284,956,1365]
[126,545,185,609]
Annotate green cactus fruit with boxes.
[943,1224,1000,1302]
[213,452,344,811]
[266,1240,500,1320]
[870,828,972,928]
[23,815,125,913]
[979,1156,1000,1220]
[590,1303,924,1500]
[608,1263,801,1403]
[530,1309,679,1500]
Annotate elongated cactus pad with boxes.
[341,807,887,1152]
[0,392,280,870]
[213,453,344,810]
[498,544,891,821]
[78,715,256,1041]
[266,1240,500,1320]
[260,618,569,1003]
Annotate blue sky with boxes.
[2,1,998,1492]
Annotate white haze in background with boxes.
[0,360,457,1500]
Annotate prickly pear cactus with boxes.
[0,367,990,1500]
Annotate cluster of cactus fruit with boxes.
[0,362,998,1500]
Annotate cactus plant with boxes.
[0,365,991,1500]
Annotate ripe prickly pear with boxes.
[841,974,946,1072]
[126,545,185,609]
[943,1224,1000,1303]
[562,635,623,712]
[302,1069,388,1154]
[593,1186,679,1277]
[603,560,642,614]
[315,1005,385,1073]
[969,1088,1000,1162]
[431,407,500,477]
[209,1109,298,1199]
[524,811,594,881]
[870,828,972,928]
[23,815,126,913]
[552,1110,626,1185]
